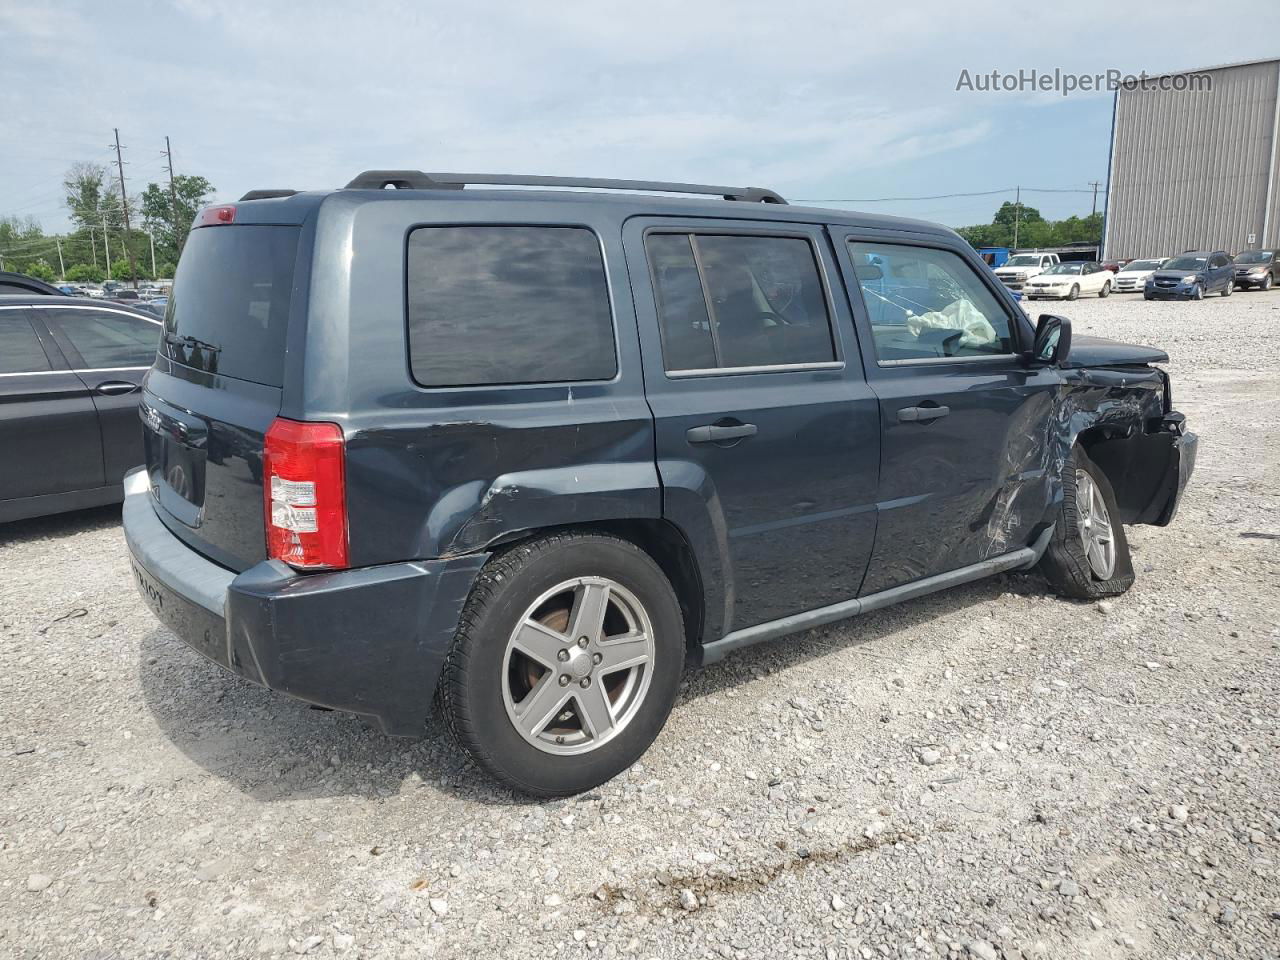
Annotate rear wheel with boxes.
[1039,447,1134,600]
[438,532,684,797]
[1067,284,1080,301]
[1099,281,1111,298]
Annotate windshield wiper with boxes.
[164,333,221,354]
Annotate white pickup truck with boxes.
[994,252,1060,292]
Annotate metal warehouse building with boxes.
[1103,57,1280,260]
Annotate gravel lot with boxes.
[2,288,1278,960]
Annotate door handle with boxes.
[95,381,140,396]
[686,422,758,444]
[897,405,950,423]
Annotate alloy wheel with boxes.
[501,577,655,756]
[1075,470,1116,580]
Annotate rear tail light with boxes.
[263,418,348,570]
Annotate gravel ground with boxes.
[2,288,1278,960]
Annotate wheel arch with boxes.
[483,518,708,653]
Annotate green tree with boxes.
[156,260,176,279]
[141,174,214,264]
[66,263,105,283]
[64,162,128,232]
[111,257,149,281]
[23,259,56,281]
[993,200,1043,226]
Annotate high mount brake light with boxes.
[263,418,348,570]
[195,205,236,227]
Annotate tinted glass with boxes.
[407,226,616,387]
[646,234,715,371]
[1165,256,1206,270]
[0,313,51,373]
[1235,250,1273,263]
[163,225,299,386]
[50,309,160,368]
[848,242,1014,361]
[694,235,834,368]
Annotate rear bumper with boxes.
[122,468,487,736]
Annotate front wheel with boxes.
[1222,280,1232,297]
[438,532,684,797]
[1067,284,1080,301]
[1191,283,1204,300]
[1039,448,1134,600]
[1099,281,1111,298]
[1262,274,1273,291]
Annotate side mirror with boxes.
[854,263,883,282]
[1030,314,1072,366]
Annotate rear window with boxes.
[406,226,616,387]
[163,225,299,386]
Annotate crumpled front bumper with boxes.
[122,468,487,736]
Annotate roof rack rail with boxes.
[239,189,299,201]
[343,170,786,204]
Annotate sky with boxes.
[1,1,1276,235]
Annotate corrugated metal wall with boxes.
[1105,59,1280,259]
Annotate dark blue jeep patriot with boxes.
[124,171,1197,796]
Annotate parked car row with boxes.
[988,248,1279,301]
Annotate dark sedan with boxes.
[0,296,161,522]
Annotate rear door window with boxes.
[645,232,835,372]
[46,309,160,368]
[406,226,616,387]
[0,312,53,373]
[163,225,300,386]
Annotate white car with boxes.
[1024,261,1113,300]
[994,252,1059,291]
[1111,258,1168,293]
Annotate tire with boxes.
[1143,292,1154,301]
[1222,280,1232,297]
[438,532,684,797]
[1263,274,1273,291]
[1067,284,1079,301]
[1039,447,1134,600]
[1191,283,1204,301]
[1099,281,1111,298]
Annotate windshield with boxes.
[1043,264,1082,275]
[1122,259,1163,271]
[1235,250,1273,264]
[1005,255,1042,267]
[1164,256,1206,271]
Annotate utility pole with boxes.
[103,218,112,281]
[1013,186,1021,249]
[55,237,66,280]
[148,231,157,277]
[1088,180,1102,218]
[112,128,139,287]
[164,135,185,255]
[88,226,99,269]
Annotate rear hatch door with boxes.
[142,219,302,572]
